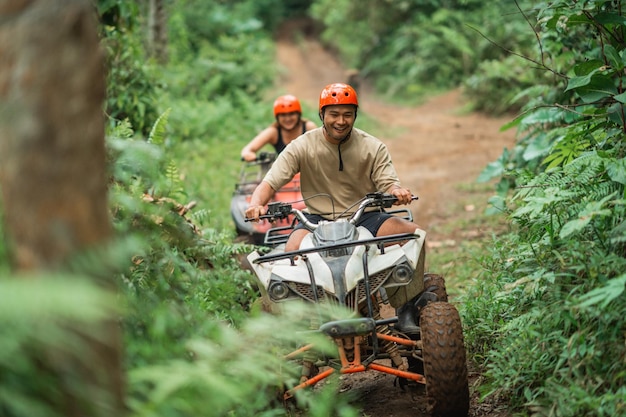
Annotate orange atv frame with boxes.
[283,328,426,400]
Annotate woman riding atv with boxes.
[240,94,317,161]
[232,95,313,245]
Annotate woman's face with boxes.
[276,112,300,130]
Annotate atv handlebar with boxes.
[245,192,418,231]
[240,151,276,164]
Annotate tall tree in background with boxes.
[0,0,124,415]
[147,0,168,63]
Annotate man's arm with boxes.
[372,143,413,205]
[244,181,276,221]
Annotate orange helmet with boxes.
[273,95,302,116]
[318,83,358,112]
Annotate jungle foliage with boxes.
[308,2,626,412]
[463,1,626,416]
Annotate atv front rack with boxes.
[254,232,420,264]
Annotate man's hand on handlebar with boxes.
[245,205,267,222]
[389,186,413,205]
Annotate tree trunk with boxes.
[0,0,125,415]
[147,0,168,63]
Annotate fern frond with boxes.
[513,167,566,200]
[110,118,134,139]
[148,108,172,145]
[191,209,212,226]
[586,182,621,202]
[165,161,185,199]
[563,151,603,179]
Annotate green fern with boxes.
[190,209,211,227]
[109,118,135,139]
[164,161,186,200]
[586,182,622,203]
[543,134,591,169]
[148,108,171,146]
[563,151,603,178]
[513,167,566,201]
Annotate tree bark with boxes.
[0,0,125,415]
[147,0,168,64]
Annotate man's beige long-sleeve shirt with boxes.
[263,127,401,217]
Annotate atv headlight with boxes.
[391,264,413,284]
[268,281,290,300]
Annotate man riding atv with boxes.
[245,83,427,333]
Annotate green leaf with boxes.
[513,191,564,219]
[575,74,617,103]
[565,68,604,92]
[573,59,606,76]
[559,215,593,238]
[614,91,626,104]
[577,274,626,309]
[486,195,506,215]
[565,13,592,26]
[477,149,510,183]
[594,12,626,26]
[522,133,552,161]
[607,102,626,126]
[0,275,115,324]
[559,197,614,238]
[500,116,521,132]
[606,157,626,184]
[603,44,623,71]
[521,108,562,126]
[542,134,590,169]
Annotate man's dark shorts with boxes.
[293,211,393,236]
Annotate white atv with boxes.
[246,192,469,417]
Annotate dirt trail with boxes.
[275,19,516,417]
[275,20,516,242]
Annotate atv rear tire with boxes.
[423,273,448,302]
[420,302,469,417]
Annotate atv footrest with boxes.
[320,318,376,337]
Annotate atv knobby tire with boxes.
[420,302,469,417]
[423,273,448,302]
[403,274,450,387]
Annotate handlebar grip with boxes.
[244,214,276,222]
